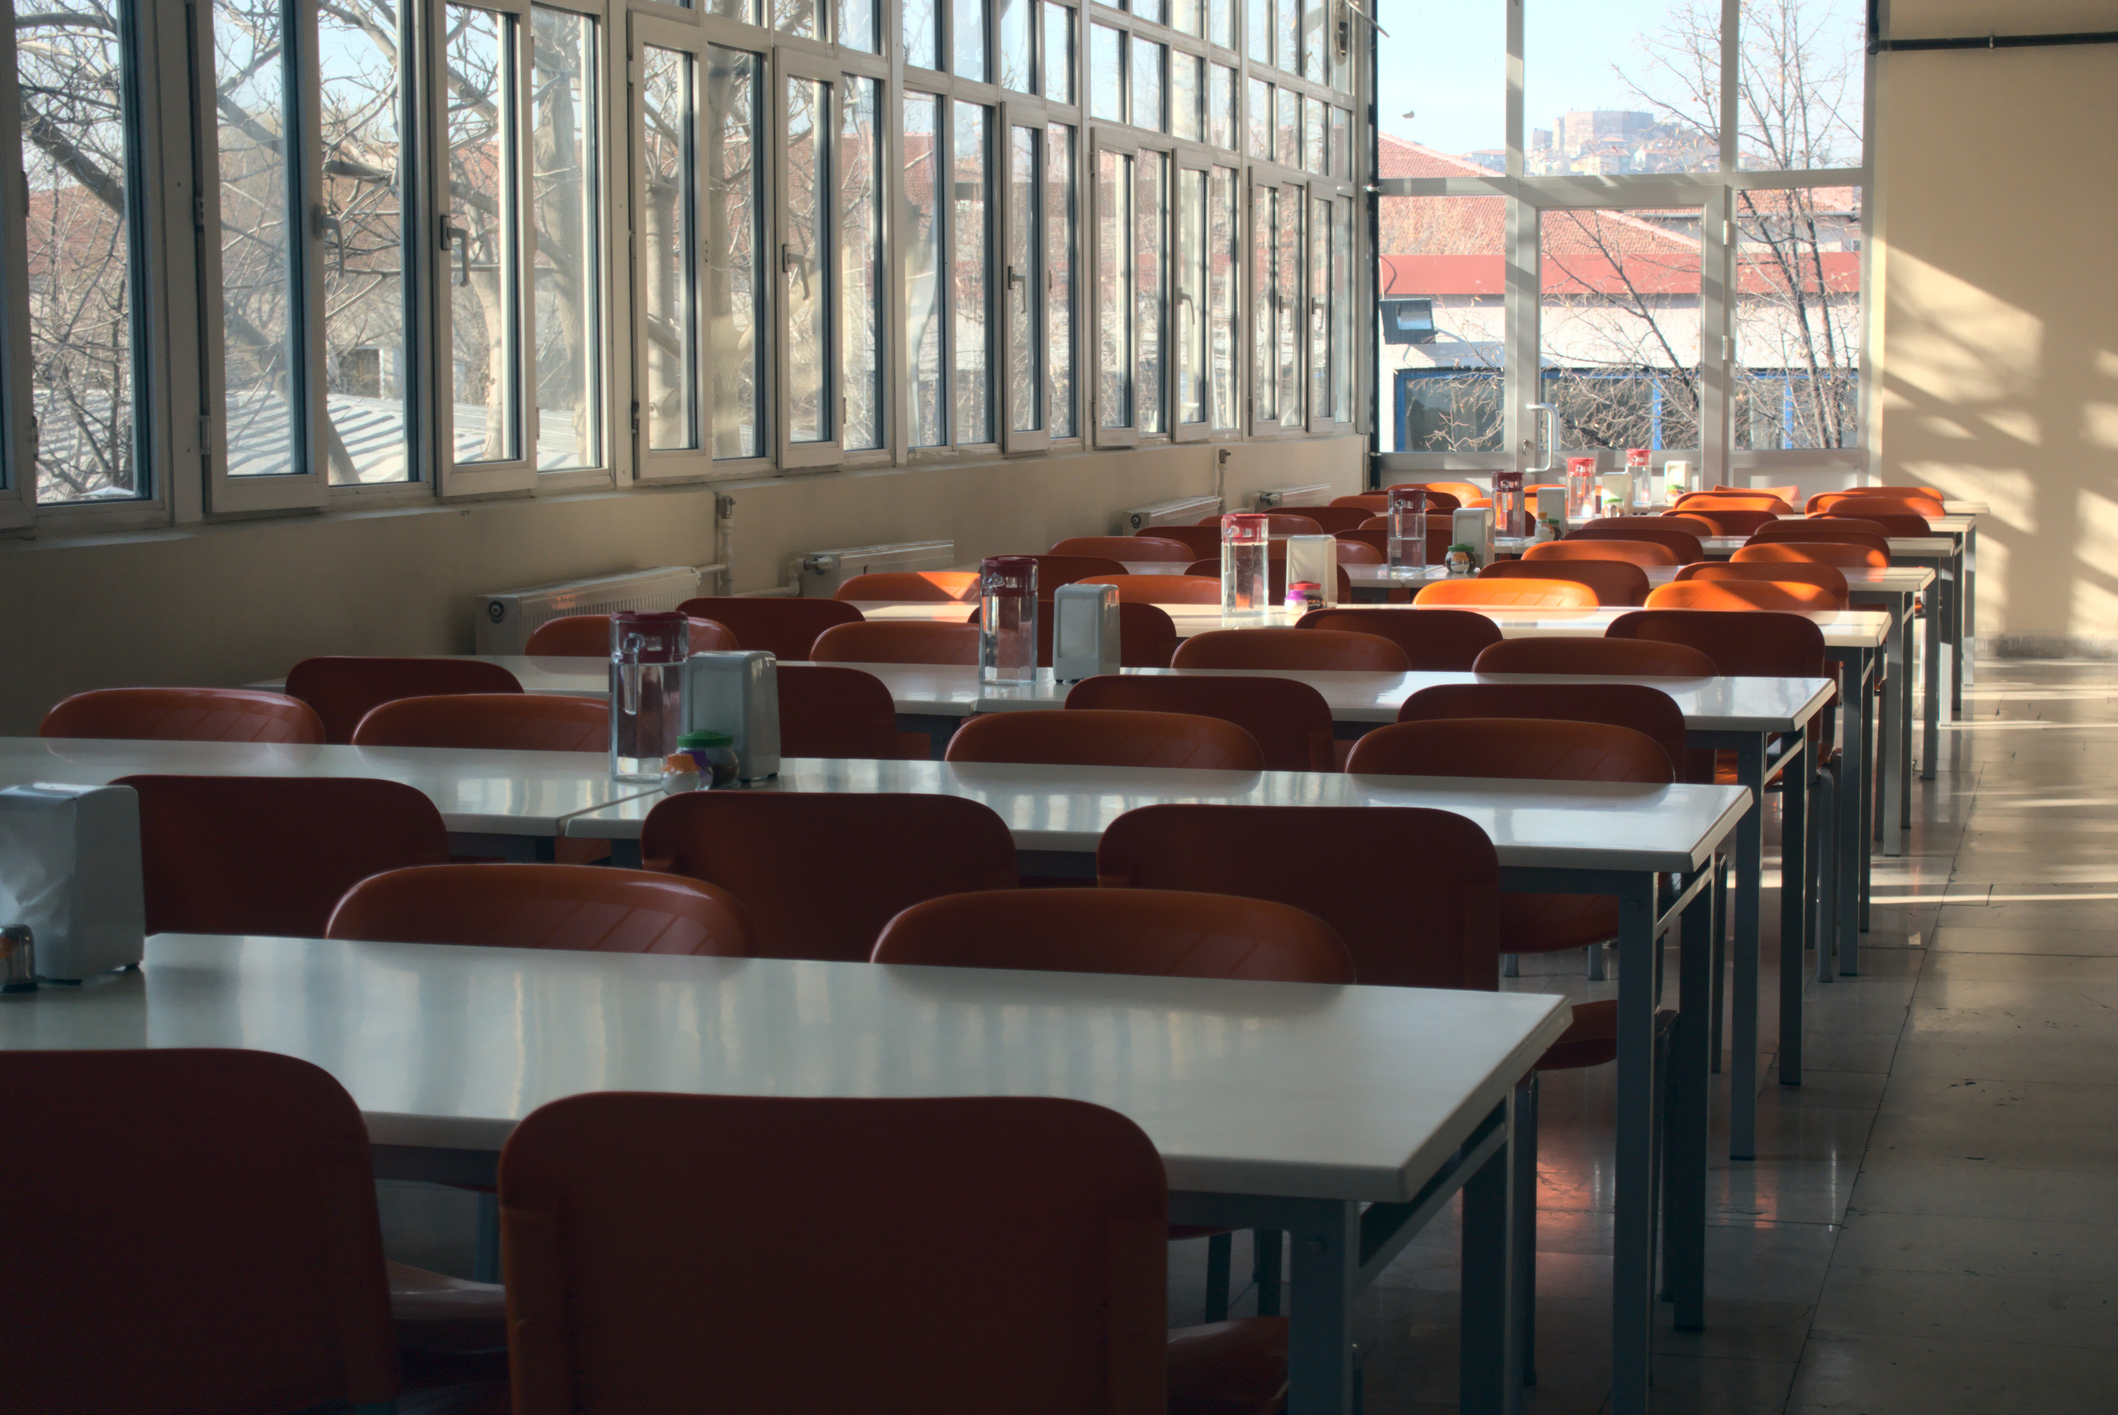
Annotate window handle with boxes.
[314,206,344,274]
[441,217,471,287]
[781,243,810,296]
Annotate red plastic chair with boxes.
[40,687,325,745]
[640,792,1018,962]
[1670,507,1780,537]
[873,887,1354,982]
[1135,524,1223,559]
[1295,606,1500,669]
[1478,557,1648,607]
[832,572,982,603]
[1732,540,1889,571]
[350,692,608,753]
[1645,580,1840,613]
[811,620,983,666]
[1174,625,1411,672]
[1179,558,1356,602]
[1396,682,1690,779]
[1390,479,1483,506]
[1196,512,1323,536]
[1746,520,1892,555]
[1312,537,1383,565]
[1607,608,1827,680]
[1052,535,1195,561]
[1415,577,1599,609]
[1809,490,1944,518]
[779,664,933,759]
[114,775,451,937]
[1066,673,1336,772]
[1261,505,1371,533]
[1523,538,1680,568]
[676,595,863,660]
[1080,573,1224,604]
[1332,493,1390,514]
[1567,520,1706,562]
[1342,524,1457,566]
[1020,554,1131,589]
[498,1091,1289,1415]
[285,657,524,745]
[1472,636,1716,678]
[1,1049,401,1413]
[524,613,736,656]
[1814,506,1935,538]
[966,600,1182,669]
[1673,491,1793,514]
[947,708,1265,772]
[327,863,755,957]
[1676,561,1850,608]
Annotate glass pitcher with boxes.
[1566,457,1598,521]
[1387,487,1428,578]
[1492,471,1526,538]
[609,610,689,781]
[1627,448,1654,509]
[980,556,1039,686]
[1220,513,1270,617]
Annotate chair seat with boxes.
[1167,1317,1291,1415]
[1535,999,1618,1071]
[1500,891,1618,954]
[389,1261,509,1355]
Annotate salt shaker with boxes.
[1,926,37,993]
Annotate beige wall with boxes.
[0,438,1362,733]
[1877,2,2118,647]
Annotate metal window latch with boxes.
[442,217,471,286]
[781,243,811,296]
[314,206,344,273]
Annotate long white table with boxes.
[0,932,1571,1415]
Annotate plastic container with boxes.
[1627,448,1653,509]
[1285,579,1324,615]
[1492,471,1527,537]
[1220,513,1271,617]
[661,730,739,792]
[610,610,689,781]
[979,556,1039,687]
[1565,457,1597,520]
[1387,487,1428,578]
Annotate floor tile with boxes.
[1789,1331,2118,1414]
[1813,1266,2118,1349]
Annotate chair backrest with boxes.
[1414,577,1599,609]
[349,692,608,752]
[1396,683,1689,778]
[498,1092,1169,1413]
[1097,804,1500,990]
[40,687,325,745]
[1814,506,1934,538]
[1645,579,1840,613]
[676,596,863,660]
[1295,606,1500,669]
[1390,480,1483,506]
[1568,521,1706,562]
[946,708,1265,771]
[1670,507,1779,537]
[1746,520,1892,554]
[327,863,755,956]
[1347,523,1459,564]
[1346,718,1675,786]
[1173,626,1411,672]
[1261,505,1371,532]
[872,887,1355,981]
[1674,491,1793,514]
[1607,608,1827,678]
[524,613,737,656]
[1197,512,1322,536]
[967,600,1181,668]
[1471,636,1716,678]
[1309,536,1383,565]
[1808,490,1944,517]
[1523,537,1680,568]
[1329,493,1389,513]
[114,774,450,937]
[1022,554,1131,589]
[1052,535,1194,561]
[1065,673,1335,772]
[832,571,983,603]
[778,664,917,758]
[640,791,1017,961]
[1732,539,1889,570]
[1676,560,1850,606]
[285,656,524,745]
[1079,573,1223,604]
[1477,557,1648,606]
[1707,483,1799,504]
[2,1049,397,1412]
[1135,524,1222,559]
[811,619,983,665]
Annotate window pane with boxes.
[1741,0,1864,169]
[1303,95,1324,173]
[1135,153,1166,435]
[784,77,830,445]
[999,0,1032,93]
[1250,185,1274,422]
[1525,7,1718,175]
[1274,0,1295,72]
[705,0,754,19]
[1172,0,1200,37]
[1209,64,1235,150]
[1170,51,1200,142]
[840,0,877,53]
[705,46,762,459]
[955,0,987,82]
[532,7,600,471]
[773,0,816,39]
[1376,0,1500,169]
[1096,148,1132,429]
[1207,166,1238,429]
[952,103,993,443]
[1042,3,1074,103]
[1274,86,1296,167]
[1377,194,1503,453]
[1245,0,1267,63]
[1332,194,1351,421]
[1538,206,1702,450]
[318,0,410,484]
[1329,105,1348,178]
[447,6,519,465]
[906,0,938,69]
[1135,0,1165,26]
[1006,125,1041,434]
[1300,0,1324,82]
[904,95,944,446]
[216,0,301,481]
[1734,187,1861,448]
[640,46,697,451]
[1130,38,1163,132]
[1245,77,1270,159]
[1175,166,1205,426]
[1209,0,1232,50]
[1276,190,1299,426]
[1089,24,1124,122]
[841,77,884,451]
[1307,194,1328,419]
[1047,123,1076,438]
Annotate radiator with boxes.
[1114,495,1223,534]
[473,566,704,655]
[791,541,956,598]
[1254,483,1336,510]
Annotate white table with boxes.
[0,932,1571,1415]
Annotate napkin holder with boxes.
[1052,583,1121,683]
[1283,535,1340,608]
[0,783,146,982]
[680,652,781,782]
[1451,507,1494,565]
[1535,486,1568,533]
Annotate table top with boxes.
[1120,560,1934,595]
[0,933,1571,1203]
[1,737,652,836]
[1942,500,1987,517]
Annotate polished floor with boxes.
[382,656,2118,1412]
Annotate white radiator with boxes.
[1254,483,1336,510]
[791,540,956,598]
[1114,495,1222,534]
[473,566,704,655]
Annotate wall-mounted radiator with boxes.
[1113,495,1223,534]
[473,566,704,655]
[1254,483,1336,510]
[791,541,957,598]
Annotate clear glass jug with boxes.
[1220,513,1270,617]
[1492,471,1526,537]
[609,610,689,781]
[1627,448,1654,509]
[1387,487,1428,578]
[1565,457,1598,521]
[980,556,1039,686]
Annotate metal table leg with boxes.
[1778,738,1808,1085]
[1879,596,1906,856]
[1948,545,1965,717]
[1610,873,1662,1415]
[1897,598,1915,838]
[1285,1203,1359,1415]
[1728,736,1764,1161]
[1921,565,1942,779]
[1662,862,1714,1332]
[1962,522,1978,687]
[1837,648,1870,976]
[1860,646,1876,935]
[1460,1109,1522,1415]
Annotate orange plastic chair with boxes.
[1733,540,1889,571]
[779,664,933,759]
[1066,673,1336,772]
[1342,524,1457,566]
[1645,580,1840,613]
[40,687,325,745]
[1051,534,1195,561]
[1673,491,1793,514]
[1173,626,1412,672]
[947,708,1266,772]
[832,571,982,602]
[524,613,737,656]
[1676,561,1850,607]
[966,600,1181,669]
[1310,537,1383,565]
[1415,577,1599,609]
[114,774,451,937]
[350,692,608,752]
[1814,506,1934,538]
[1670,507,1780,537]
[640,792,1018,962]
[2,1049,402,1413]
[1180,558,1356,602]
[1702,483,1799,504]
[1265,505,1372,533]
[1477,559,1648,606]
[1196,512,1323,536]
[1017,553,1130,589]
[327,862,755,957]
[811,619,982,665]
[1809,490,1944,517]
[873,887,1354,982]
[1567,520,1706,562]
[498,1091,1289,1415]
[285,656,525,745]
[1607,608,1827,680]
[1396,683,1690,780]
[1295,606,1500,669]
[1747,520,1892,555]
[1330,493,1389,514]
[1523,537,1680,568]
[677,595,864,660]
[1079,573,1224,604]
[1390,479,1483,506]
[1472,636,1716,678]
[1136,523,1224,559]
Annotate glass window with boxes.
[1245,77,1270,159]
[447,6,520,466]
[952,102,993,443]
[1740,0,1864,169]
[1274,0,1295,73]
[1209,64,1236,150]
[1332,194,1351,422]
[1174,166,1205,427]
[773,0,816,40]
[1135,152,1166,434]
[215,0,300,483]
[1300,0,1324,82]
[1307,193,1329,420]
[1089,24,1124,122]
[1329,105,1348,178]
[1250,184,1275,424]
[1525,7,1717,175]
[1096,148,1132,429]
[1275,189,1298,426]
[1047,123,1077,438]
[955,0,988,82]
[1170,51,1200,142]
[1043,3,1074,103]
[705,46,763,459]
[783,76,831,446]
[1376,194,1503,453]
[639,46,697,452]
[1303,95,1325,174]
[840,0,878,53]
[1207,166,1238,429]
[1209,0,1233,50]
[1376,0,1500,169]
[1245,0,1267,63]
[1006,124,1041,434]
[1735,188,1862,448]
[1538,206,1702,450]
[999,0,1033,93]
[841,77,884,452]
[532,7,601,471]
[907,0,939,70]
[1130,38,1164,133]
[706,0,758,20]
[1274,86,1296,167]
[1172,0,1200,37]
[904,94,944,446]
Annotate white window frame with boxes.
[772,52,844,469]
[998,101,1051,453]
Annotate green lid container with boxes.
[677,730,733,750]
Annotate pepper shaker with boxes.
[1,926,36,993]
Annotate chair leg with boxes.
[1252,1228,1283,1317]
[1514,1073,1539,1387]
[1709,853,1729,1074]
[1586,943,1606,982]
[1203,1231,1233,1323]
[1814,767,1838,983]
[1502,952,1520,978]
[474,1191,500,1283]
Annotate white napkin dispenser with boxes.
[1283,534,1340,608]
[1451,507,1494,564]
[681,651,781,782]
[0,783,146,981]
[1053,582,1121,682]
